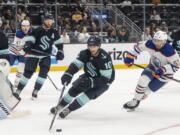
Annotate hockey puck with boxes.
[56,129,62,132]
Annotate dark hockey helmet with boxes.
[44,14,54,20]
[87,36,101,46]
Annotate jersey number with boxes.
[105,61,112,69]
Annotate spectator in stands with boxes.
[117,23,129,42]
[117,28,129,42]
[81,14,90,27]
[149,22,157,37]
[78,26,90,43]
[2,9,15,32]
[1,21,13,34]
[108,30,117,43]
[150,9,161,25]
[122,0,132,5]
[159,21,168,33]
[61,30,70,44]
[17,7,27,24]
[6,0,15,4]
[0,0,5,3]
[72,10,83,23]
[141,27,152,41]
[152,0,161,4]
[89,22,100,33]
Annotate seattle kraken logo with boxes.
[87,62,97,77]
[40,36,50,50]
[177,40,180,48]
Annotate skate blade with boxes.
[31,97,37,100]
[127,108,135,112]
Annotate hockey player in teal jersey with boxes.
[50,36,115,118]
[14,14,64,99]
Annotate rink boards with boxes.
[10,43,150,72]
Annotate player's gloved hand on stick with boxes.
[23,42,32,53]
[51,45,58,56]
[152,67,166,78]
[124,53,135,67]
[78,77,94,90]
[61,72,73,85]
[56,50,64,60]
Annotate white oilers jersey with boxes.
[9,29,32,55]
[130,40,180,81]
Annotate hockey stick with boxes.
[123,51,180,83]
[31,49,53,56]
[133,63,180,83]
[47,75,60,91]
[49,83,66,132]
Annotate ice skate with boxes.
[50,105,64,114]
[31,89,38,100]
[59,107,71,118]
[123,99,140,111]
[13,89,21,98]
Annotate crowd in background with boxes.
[0,0,179,43]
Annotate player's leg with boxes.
[50,75,86,114]
[59,85,109,118]
[15,57,38,96]
[123,68,153,110]
[14,56,26,88]
[31,57,51,99]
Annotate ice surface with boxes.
[1,69,180,135]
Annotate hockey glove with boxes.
[23,42,32,53]
[61,72,73,85]
[78,77,94,90]
[51,45,58,56]
[124,53,135,67]
[152,67,166,78]
[56,50,64,60]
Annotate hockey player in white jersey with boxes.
[0,31,21,119]
[9,20,32,88]
[123,31,180,110]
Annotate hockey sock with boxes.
[14,72,23,87]
[34,76,46,90]
[17,75,30,90]
[68,92,90,111]
[60,93,73,106]
[134,75,151,100]
[134,84,146,100]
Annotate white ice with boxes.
[1,69,180,135]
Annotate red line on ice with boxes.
[144,124,180,135]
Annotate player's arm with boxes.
[61,51,85,85]
[54,31,64,60]
[152,49,180,79]
[97,56,114,86]
[164,53,180,74]
[23,33,36,53]
[124,41,152,67]
[9,33,24,55]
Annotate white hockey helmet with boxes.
[153,31,167,41]
[21,20,30,26]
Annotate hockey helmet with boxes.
[44,14,54,20]
[153,31,167,49]
[87,36,101,46]
[21,20,30,26]
[153,31,167,41]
